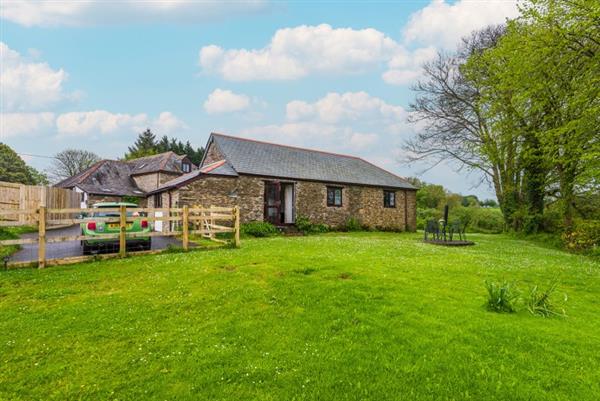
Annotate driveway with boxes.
[9,225,182,263]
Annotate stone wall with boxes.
[133,173,159,192]
[170,174,417,231]
[202,141,225,166]
[295,182,415,230]
[177,175,264,223]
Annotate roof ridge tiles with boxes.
[211,132,362,160]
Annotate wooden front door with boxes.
[264,181,281,224]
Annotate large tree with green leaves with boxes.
[473,0,600,229]
[0,143,47,185]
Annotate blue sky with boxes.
[0,0,519,199]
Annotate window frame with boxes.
[326,186,343,207]
[154,193,163,208]
[383,190,396,208]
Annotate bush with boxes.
[240,221,279,237]
[484,280,519,313]
[296,215,328,235]
[526,282,567,317]
[416,208,441,230]
[344,217,363,232]
[562,220,600,254]
[450,206,504,234]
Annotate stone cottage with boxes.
[148,133,417,231]
[55,152,196,207]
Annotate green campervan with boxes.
[80,202,152,254]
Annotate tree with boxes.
[125,130,205,165]
[475,0,600,229]
[28,167,49,185]
[0,143,36,185]
[49,149,101,183]
[404,25,529,228]
[125,129,158,159]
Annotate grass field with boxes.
[1,232,599,400]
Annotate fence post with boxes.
[38,206,46,269]
[182,205,189,251]
[233,205,240,248]
[119,205,126,258]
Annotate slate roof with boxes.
[55,152,194,196]
[208,133,416,189]
[148,159,238,194]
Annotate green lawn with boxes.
[1,232,599,400]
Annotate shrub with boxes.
[450,206,504,234]
[484,280,519,313]
[296,215,328,235]
[562,220,600,254]
[344,217,363,232]
[416,208,441,230]
[526,282,566,317]
[240,221,279,237]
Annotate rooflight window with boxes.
[102,188,112,192]
[138,163,146,169]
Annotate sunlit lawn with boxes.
[1,232,598,400]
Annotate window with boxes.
[384,190,396,208]
[182,162,191,173]
[327,187,343,207]
[154,193,163,208]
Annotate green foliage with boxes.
[295,215,328,235]
[484,280,519,313]
[562,220,600,254]
[240,221,279,237]
[121,196,140,205]
[344,217,363,232]
[0,226,37,259]
[0,143,37,185]
[526,282,567,318]
[125,129,205,165]
[416,208,441,230]
[416,183,446,209]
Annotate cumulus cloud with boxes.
[203,89,251,114]
[0,112,55,138]
[0,110,187,138]
[55,110,148,136]
[403,0,519,49]
[199,24,399,81]
[152,111,188,134]
[0,42,71,111]
[1,0,269,27]
[286,91,406,124]
[382,46,437,85]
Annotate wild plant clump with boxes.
[240,221,279,237]
[484,279,567,317]
[526,282,567,317]
[484,280,519,313]
[295,215,328,235]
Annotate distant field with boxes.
[1,232,598,400]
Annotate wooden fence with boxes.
[0,205,240,269]
[0,181,80,224]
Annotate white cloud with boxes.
[199,24,400,81]
[0,112,55,138]
[286,91,406,124]
[55,110,148,136]
[0,42,70,111]
[152,111,187,134]
[1,0,269,27]
[382,46,437,85]
[203,89,251,114]
[403,0,519,49]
